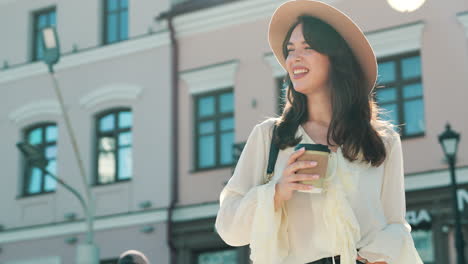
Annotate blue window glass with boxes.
[28,168,42,194]
[220,132,234,165]
[49,11,56,25]
[199,135,215,168]
[378,53,424,137]
[118,111,132,128]
[33,8,56,61]
[199,121,215,135]
[24,123,58,195]
[107,14,118,43]
[45,145,56,159]
[118,132,132,146]
[195,90,235,170]
[99,114,115,132]
[219,93,234,113]
[44,160,57,191]
[378,61,396,83]
[381,103,398,125]
[198,96,215,117]
[220,117,234,131]
[46,125,57,142]
[108,0,118,11]
[118,147,132,180]
[28,128,42,145]
[376,87,397,103]
[402,56,421,80]
[404,99,425,135]
[96,109,132,184]
[120,10,128,40]
[403,83,423,99]
[104,0,129,44]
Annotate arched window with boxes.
[23,123,58,195]
[95,108,132,184]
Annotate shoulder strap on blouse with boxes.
[265,124,279,183]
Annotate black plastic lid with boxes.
[294,143,330,153]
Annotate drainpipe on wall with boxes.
[156,11,179,264]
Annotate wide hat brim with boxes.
[268,0,377,93]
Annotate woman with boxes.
[215,1,423,264]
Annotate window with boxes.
[23,123,58,195]
[194,89,234,170]
[196,248,238,264]
[95,109,133,184]
[412,230,435,263]
[376,51,425,138]
[103,0,128,44]
[32,7,56,61]
[276,76,287,115]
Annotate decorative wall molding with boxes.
[2,163,468,246]
[0,202,219,244]
[180,60,239,94]
[0,31,170,85]
[8,100,61,125]
[263,52,286,77]
[173,202,219,222]
[366,22,424,58]
[4,256,61,264]
[79,84,143,110]
[406,166,468,191]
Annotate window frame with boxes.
[22,122,58,197]
[32,7,56,62]
[102,0,129,45]
[193,88,235,172]
[93,107,133,185]
[376,50,425,139]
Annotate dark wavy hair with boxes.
[272,15,399,167]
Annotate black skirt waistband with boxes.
[306,255,340,264]
[305,256,365,264]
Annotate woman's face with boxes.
[285,23,331,95]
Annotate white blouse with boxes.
[215,118,423,264]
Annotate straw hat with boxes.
[268,0,377,92]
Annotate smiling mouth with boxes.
[292,68,309,79]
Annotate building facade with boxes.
[1,0,468,263]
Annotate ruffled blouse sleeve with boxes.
[358,134,423,264]
[215,121,289,263]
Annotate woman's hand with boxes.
[274,147,319,210]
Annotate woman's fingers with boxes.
[288,182,313,191]
[286,147,306,166]
[286,160,318,175]
[290,173,319,182]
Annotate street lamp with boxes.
[16,142,89,237]
[387,0,426,12]
[438,123,465,264]
[39,26,99,264]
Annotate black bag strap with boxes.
[265,124,279,183]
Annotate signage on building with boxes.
[457,189,468,212]
[406,209,431,230]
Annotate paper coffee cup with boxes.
[294,143,330,193]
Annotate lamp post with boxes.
[40,26,99,264]
[16,143,89,234]
[438,123,465,264]
[387,0,426,12]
